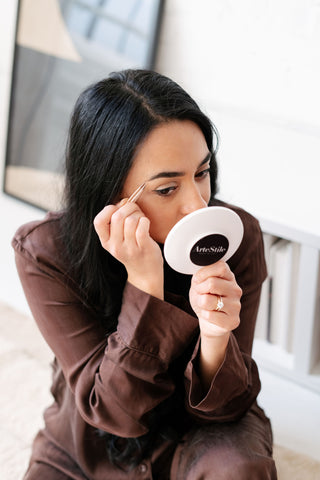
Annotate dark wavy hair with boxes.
[60,69,219,467]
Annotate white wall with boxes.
[0,0,44,314]
[157,0,320,125]
[156,0,320,245]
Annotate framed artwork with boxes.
[4,0,165,210]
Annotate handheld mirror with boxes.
[163,206,244,274]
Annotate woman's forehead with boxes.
[131,120,209,172]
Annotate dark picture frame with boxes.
[4,0,165,211]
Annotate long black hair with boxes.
[61,69,219,324]
[60,70,219,466]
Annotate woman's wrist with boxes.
[198,331,230,390]
[127,275,164,300]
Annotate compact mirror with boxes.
[164,206,244,274]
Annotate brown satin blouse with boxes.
[12,200,267,479]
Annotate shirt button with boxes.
[138,462,148,473]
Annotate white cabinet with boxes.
[253,219,320,394]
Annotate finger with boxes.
[198,293,226,312]
[199,309,240,330]
[123,211,145,244]
[199,294,242,319]
[192,275,230,295]
[93,205,118,245]
[111,201,143,220]
[193,261,234,284]
[135,216,151,247]
[109,202,142,244]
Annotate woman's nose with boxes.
[180,186,207,215]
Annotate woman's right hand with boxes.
[93,201,164,299]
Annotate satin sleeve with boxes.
[12,204,266,436]
[183,203,267,422]
[12,226,198,437]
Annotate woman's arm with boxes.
[189,261,242,391]
[12,213,199,438]
[13,247,199,437]
[183,205,267,422]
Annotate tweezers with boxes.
[127,182,146,203]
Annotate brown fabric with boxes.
[170,403,276,480]
[12,201,276,479]
[24,431,88,480]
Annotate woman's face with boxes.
[121,120,211,244]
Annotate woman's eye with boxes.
[154,186,177,196]
[196,168,210,179]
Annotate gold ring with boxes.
[215,296,224,312]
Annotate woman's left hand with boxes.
[189,261,242,339]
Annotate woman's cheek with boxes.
[149,215,174,244]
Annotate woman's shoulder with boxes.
[12,212,93,304]
[12,211,66,270]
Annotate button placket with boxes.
[137,461,152,478]
[139,463,148,473]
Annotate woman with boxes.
[13,69,277,479]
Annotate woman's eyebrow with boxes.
[199,152,212,166]
[147,152,211,182]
